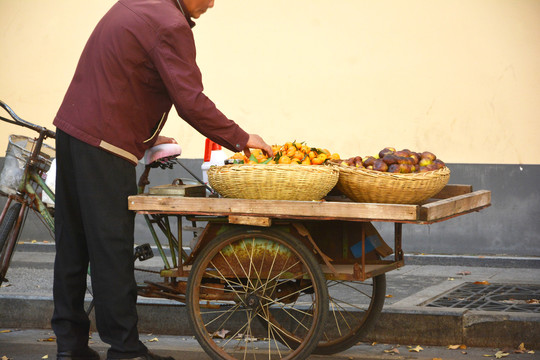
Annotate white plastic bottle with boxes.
[201,139,226,190]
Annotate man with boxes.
[51,1,273,359]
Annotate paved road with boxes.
[1,328,538,360]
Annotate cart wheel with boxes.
[187,227,329,360]
[313,274,386,354]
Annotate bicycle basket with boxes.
[0,135,55,195]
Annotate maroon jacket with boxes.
[54,0,249,164]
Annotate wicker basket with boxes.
[208,164,339,201]
[337,166,450,204]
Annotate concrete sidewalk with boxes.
[1,242,539,350]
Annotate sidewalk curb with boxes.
[2,296,538,349]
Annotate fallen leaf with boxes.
[460,344,467,349]
[526,299,540,304]
[371,342,377,346]
[42,356,48,359]
[456,271,471,275]
[448,344,461,350]
[43,240,50,243]
[408,345,424,352]
[31,240,37,243]
[432,358,442,360]
[448,277,455,281]
[383,348,400,354]
[527,350,535,354]
[0,330,12,333]
[37,337,56,342]
[2,356,11,360]
[482,355,492,357]
[513,342,526,354]
[474,280,490,285]
[495,351,509,358]
[148,337,159,342]
[212,329,230,339]
[385,294,393,298]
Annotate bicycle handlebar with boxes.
[0,99,56,139]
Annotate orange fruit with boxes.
[278,155,292,164]
[286,147,296,157]
[311,157,324,165]
[293,150,304,160]
[251,149,263,157]
[308,151,317,159]
[301,157,311,165]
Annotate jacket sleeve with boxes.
[149,20,249,153]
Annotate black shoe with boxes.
[57,347,100,360]
[106,352,174,360]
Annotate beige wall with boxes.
[1,0,539,164]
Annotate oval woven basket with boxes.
[208,164,339,201]
[337,166,451,204]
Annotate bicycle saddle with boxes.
[142,143,182,166]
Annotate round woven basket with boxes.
[337,166,450,204]
[208,164,339,201]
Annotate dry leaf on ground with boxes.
[148,337,159,342]
[408,345,424,352]
[495,351,509,358]
[0,330,12,333]
[211,329,229,339]
[383,348,400,354]
[37,337,56,342]
[474,280,490,285]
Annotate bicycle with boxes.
[0,100,56,286]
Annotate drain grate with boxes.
[424,283,540,313]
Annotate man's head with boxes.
[183,0,215,19]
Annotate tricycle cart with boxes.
[128,184,490,360]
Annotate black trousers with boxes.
[52,130,147,358]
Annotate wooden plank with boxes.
[432,184,473,199]
[128,195,419,221]
[420,190,491,221]
[229,215,272,227]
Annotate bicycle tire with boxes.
[0,202,22,285]
[187,226,329,360]
[313,274,386,355]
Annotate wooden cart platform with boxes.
[128,184,491,225]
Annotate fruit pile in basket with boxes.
[330,147,446,173]
[228,141,340,165]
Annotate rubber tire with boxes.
[313,274,386,355]
[187,226,329,360]
[0,202,22,285]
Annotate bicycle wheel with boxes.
[187,227,329,360]
[0,202,23,285]
[313,274,386,354]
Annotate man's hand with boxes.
[244,134,273,158]
[154,136,178,145]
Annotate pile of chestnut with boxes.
[333,147,446,173]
